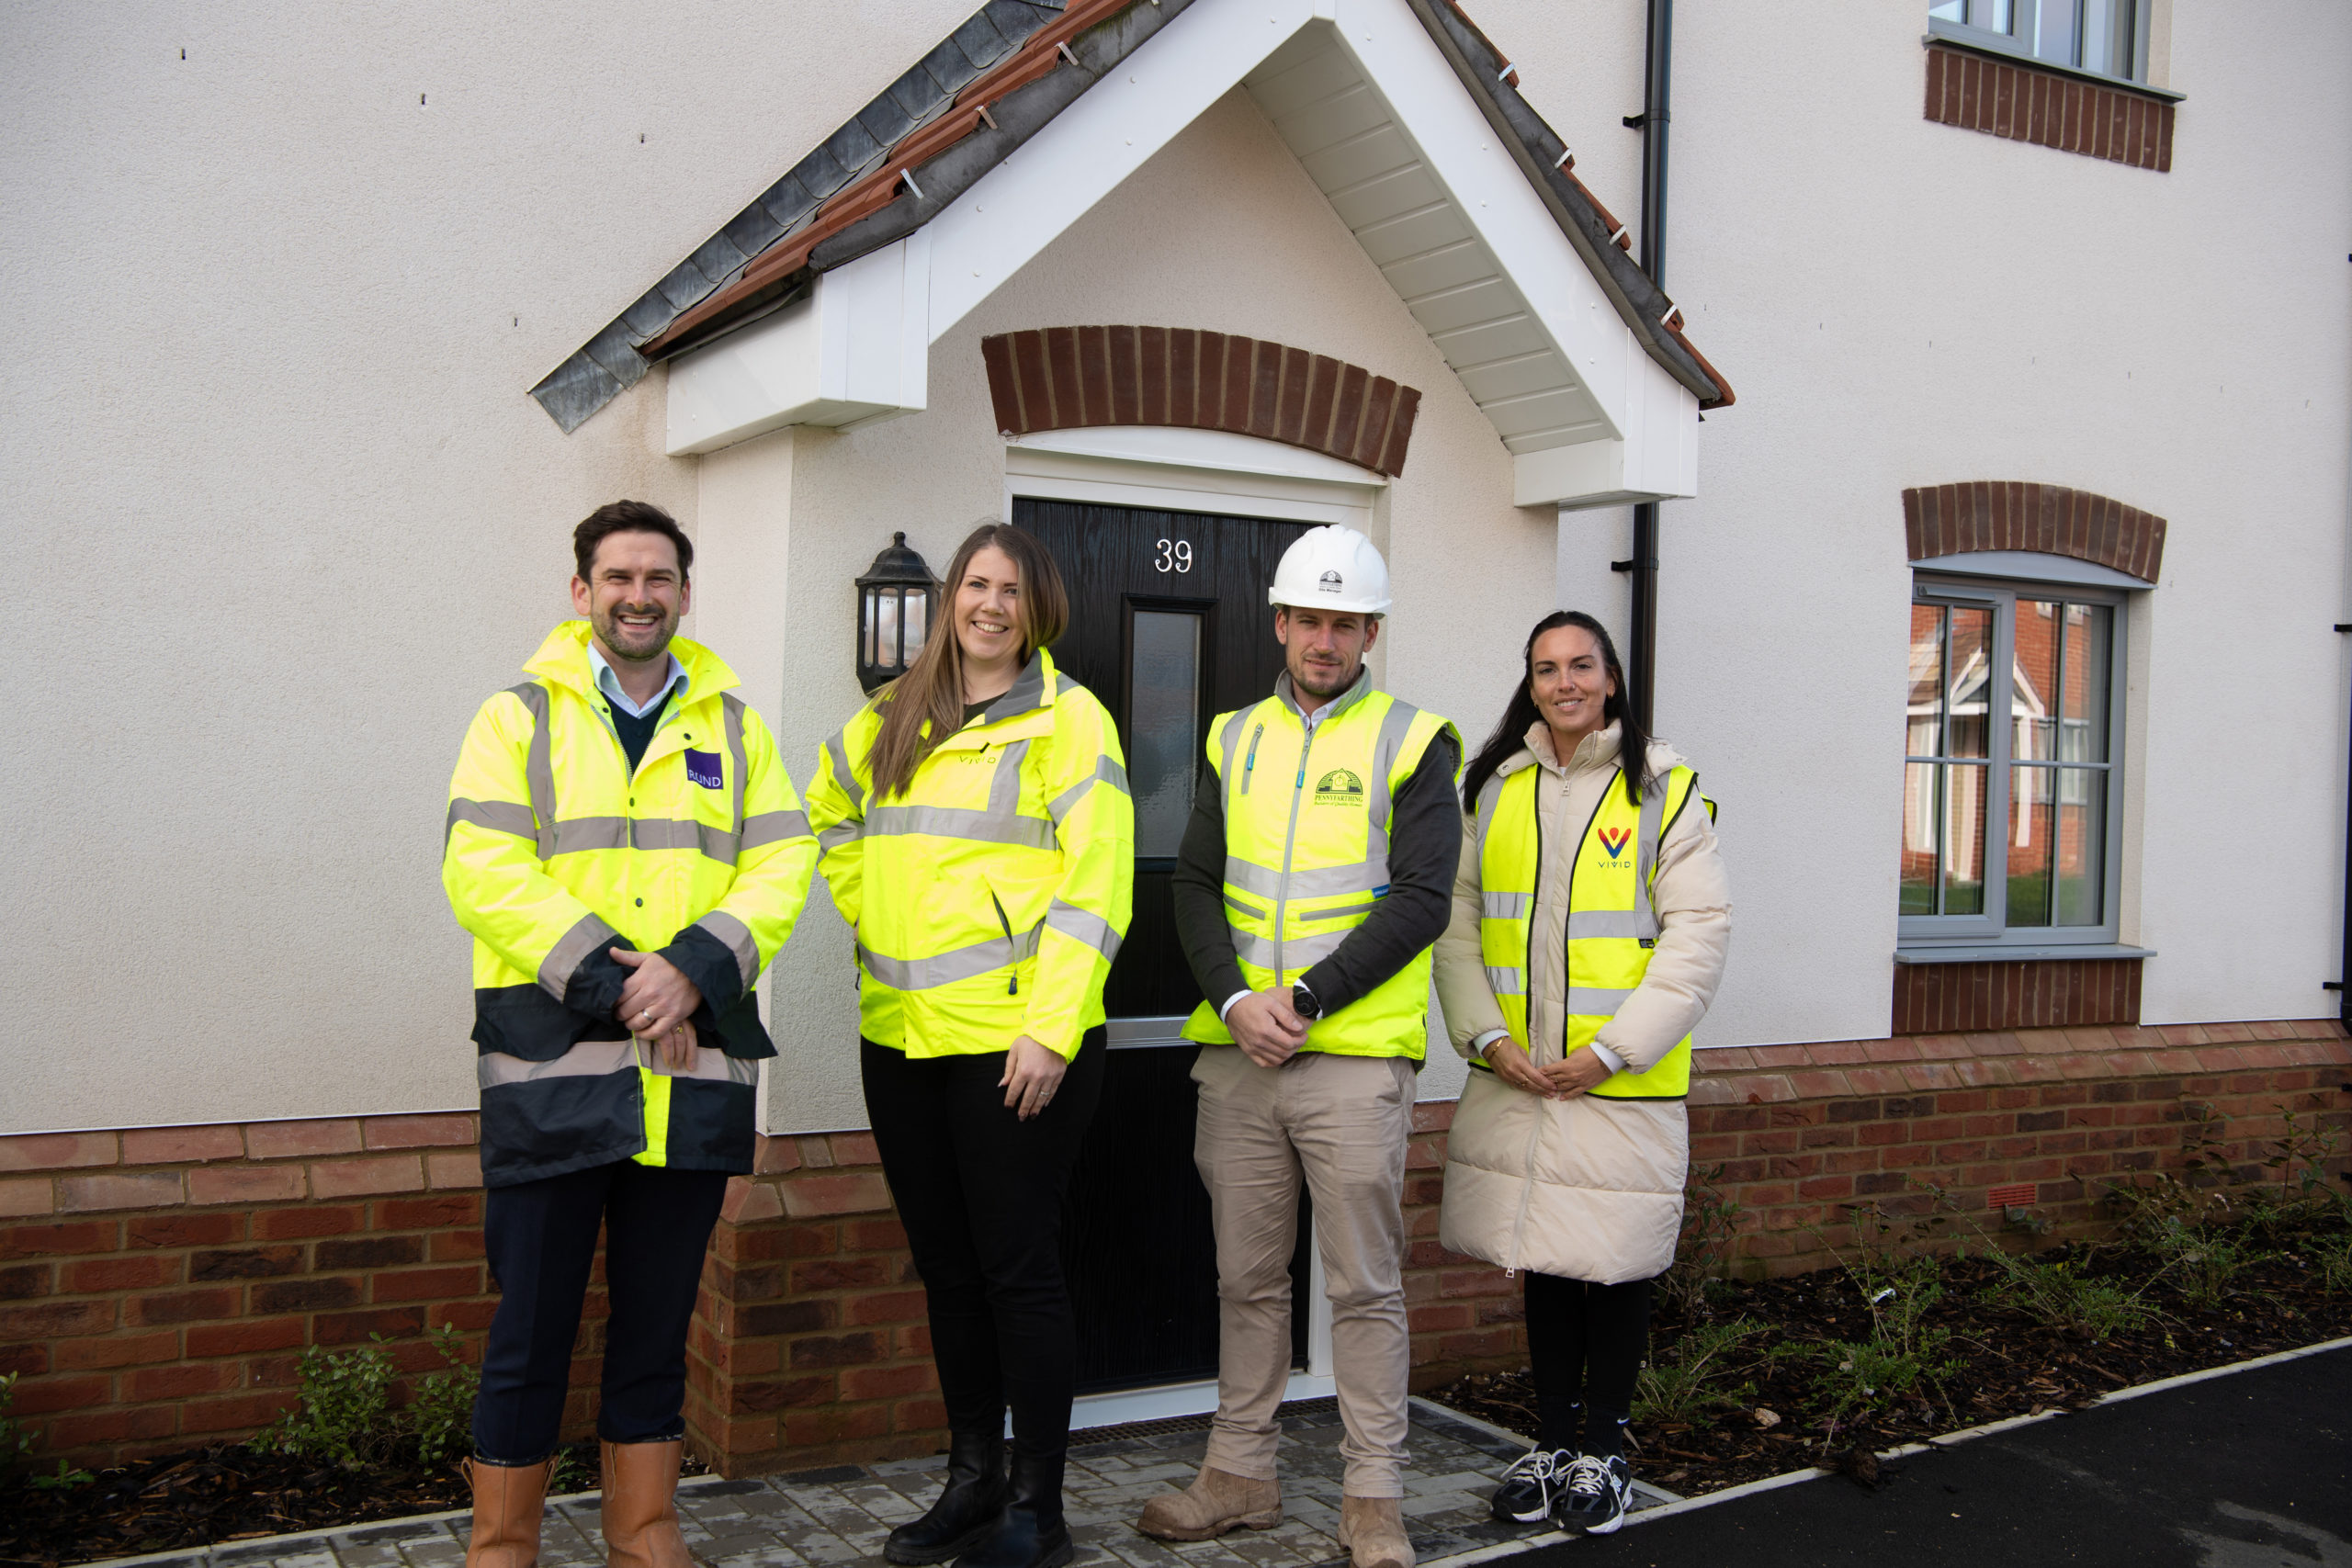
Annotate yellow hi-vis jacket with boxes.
[443,621,816,1187]
[1181,676,1458,1059]
[805,649,1134,1061]
[1474,761,1713,1098]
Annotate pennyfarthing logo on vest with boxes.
[1313,768,1365,807]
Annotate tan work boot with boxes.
[461,1457,551,1568]
[1338,1495,1414,1568]
[599,1439,694,1568]
[1135,1464,1283,1540]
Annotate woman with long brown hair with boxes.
[806,523,1134,1568]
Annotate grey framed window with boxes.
[1928,0,2151,85]
[1901,574,2126,949]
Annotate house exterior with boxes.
[5,0,2347,1479]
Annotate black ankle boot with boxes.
[955,1450,1071,1568]
[887,1431,1007,1565]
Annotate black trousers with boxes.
[472,1158,728,1464]
[862,1034,1104,1458]
[1524,1272,1652,1445]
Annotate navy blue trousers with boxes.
[471,1159,728,1464]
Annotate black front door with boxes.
[1022,497,1317,1396]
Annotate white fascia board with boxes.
[926,0,1317,341]
[665,240,929,456]
[1009,423,1387,487]
[1335,0,1628,443]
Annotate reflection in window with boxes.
[1129,611,1202,858]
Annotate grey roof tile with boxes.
[531,351,628,434]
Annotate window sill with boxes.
[1924,23,2185,102]
[1894,943,2154,964]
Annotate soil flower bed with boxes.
[1430,1240,2352,1497]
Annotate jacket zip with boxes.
[1272,717,1317,983]
[1240,723,1265,795]
[989,888,1020,997]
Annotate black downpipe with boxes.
[2337,618,2352,1024]
[1618,0,1673,736]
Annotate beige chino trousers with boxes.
[1190,1045,1415,1498]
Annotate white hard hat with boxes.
[1268,525,1392,615]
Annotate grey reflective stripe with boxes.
[447,798,537,848]
[478,1037,757,1089]
[741,810,812,850]
[1237,923,1348,970]
[866,804,1057,850]
[1485,964,1525,996]
[506,682,557,860]
[989,739,1032,818]
[824,731,865,818]
[1565,986,1636,1014]
[1224,856,1385,900]
[695,909,759,994]
[1567,909,1648,940]
[1633,772,1668,942]
[1047,755,1132,821]
[1217,709,1247,785]
[1223,891,1267,921]
[858,923,1041,990]
[1044,899,1122,962]
[721,694,750,846]
[1363,697,1423,869]
[819,823,861,854]
[1480,890,1531,920]
[1473,772,1510,845]
[1294,899,1378,923]
[547,817,741,863]
[537,911,619,1001]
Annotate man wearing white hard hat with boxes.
[1136,526,1462,1568]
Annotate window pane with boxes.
[2062,604,2111,763]
[1128,611,1202,858]
[1947,605,1993,758]
[1907,604,1945,759]
[1902,762,1942,914]
[1928,1,1965,19]
[2007,765,2056,927]
[1905,761,1987,917]
[1945,762,1988,914]
[2014,599,2061,765]
[2053,768,2107,925]
[2034,0,2081,67]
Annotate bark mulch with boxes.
[1428,1242,2352,1498]
[0,1438,709,1568]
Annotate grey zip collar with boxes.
[1273,666,1373,731]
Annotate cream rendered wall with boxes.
[759,88,1550,1133]
[1493,0,2352,1042]
[1,0,990,1136]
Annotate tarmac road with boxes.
[1518,1344,2352,1567]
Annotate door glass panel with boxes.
[1129,610,1203,857]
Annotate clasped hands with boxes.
[614,950,703,1069]
[1227,985,1309,1068]
[1482,1037,1613,1100]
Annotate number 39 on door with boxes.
[1153,537,1193,574]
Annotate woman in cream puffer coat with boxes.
[1434,611,1729,1536]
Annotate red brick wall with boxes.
[9,1020,2347,1475]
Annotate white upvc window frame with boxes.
[1928,0,2155,89]
[1899,570,2130,953]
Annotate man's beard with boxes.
[595,601,679,662]
[1289,651,1361,702]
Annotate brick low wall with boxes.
[6,1018,2346,1476]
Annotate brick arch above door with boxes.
[1905,481,2167,582]
[981,327,1422,479]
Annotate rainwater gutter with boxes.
[1613,0,1673,733]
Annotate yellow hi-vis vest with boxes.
[1475,761,1711,1099]
[1182,678,1459,1059]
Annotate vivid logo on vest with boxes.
[1314,768,1364,805]
[684,750,724,790]
[1596,826,1633,862]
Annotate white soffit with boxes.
[666,0,1701,508]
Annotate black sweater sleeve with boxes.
[1299,733,1462,1015]
[1169,733,1464,1020]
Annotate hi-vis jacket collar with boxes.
[523,620,741,715]
[938,649,1057,744]
[1272,666,1373,726]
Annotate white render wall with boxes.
[6,1,2347,1138]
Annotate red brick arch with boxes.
[1905,481,2167,582]
[980,327,1422,478]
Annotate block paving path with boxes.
[89,1399,1672,1568]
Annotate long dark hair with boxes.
[866,523,1070,801]
[1461,611,1654,809]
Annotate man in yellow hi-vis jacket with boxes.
[1137,527,1461,1568]
[442,501,815,1568]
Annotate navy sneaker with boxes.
[1555,1454,1633,1536]
[1489,1447,1575,1524]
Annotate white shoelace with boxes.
[1564,1455,1620,1499]
[1500,1449,1572,1507]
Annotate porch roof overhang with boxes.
[534,0,1734,509]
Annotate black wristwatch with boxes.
[1292,983,1323,1021]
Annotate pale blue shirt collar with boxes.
[587,642,689,719]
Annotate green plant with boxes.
[1659,1166,1747,1319]
[257,1336,402,1470]
[548,1446,587,1495]
[27,1459,95,1491]
[1978,1247,2157,1339]
[0,1372,36,1484]
[406,1324,481,1470]
[2160,1224,2267,1310]
[1806,1198,1965,1424]
[1634,1316,1763,1428]
[2314,1231,2352,1295]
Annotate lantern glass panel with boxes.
[861,589,876,668]
[903,587,928,654]
[877,592,900,672]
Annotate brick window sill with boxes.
[1894,953,2147,1034]
[1923,39,2176,171]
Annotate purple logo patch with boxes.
[684,750,724,790]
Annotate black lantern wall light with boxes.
[855,532,938,693]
